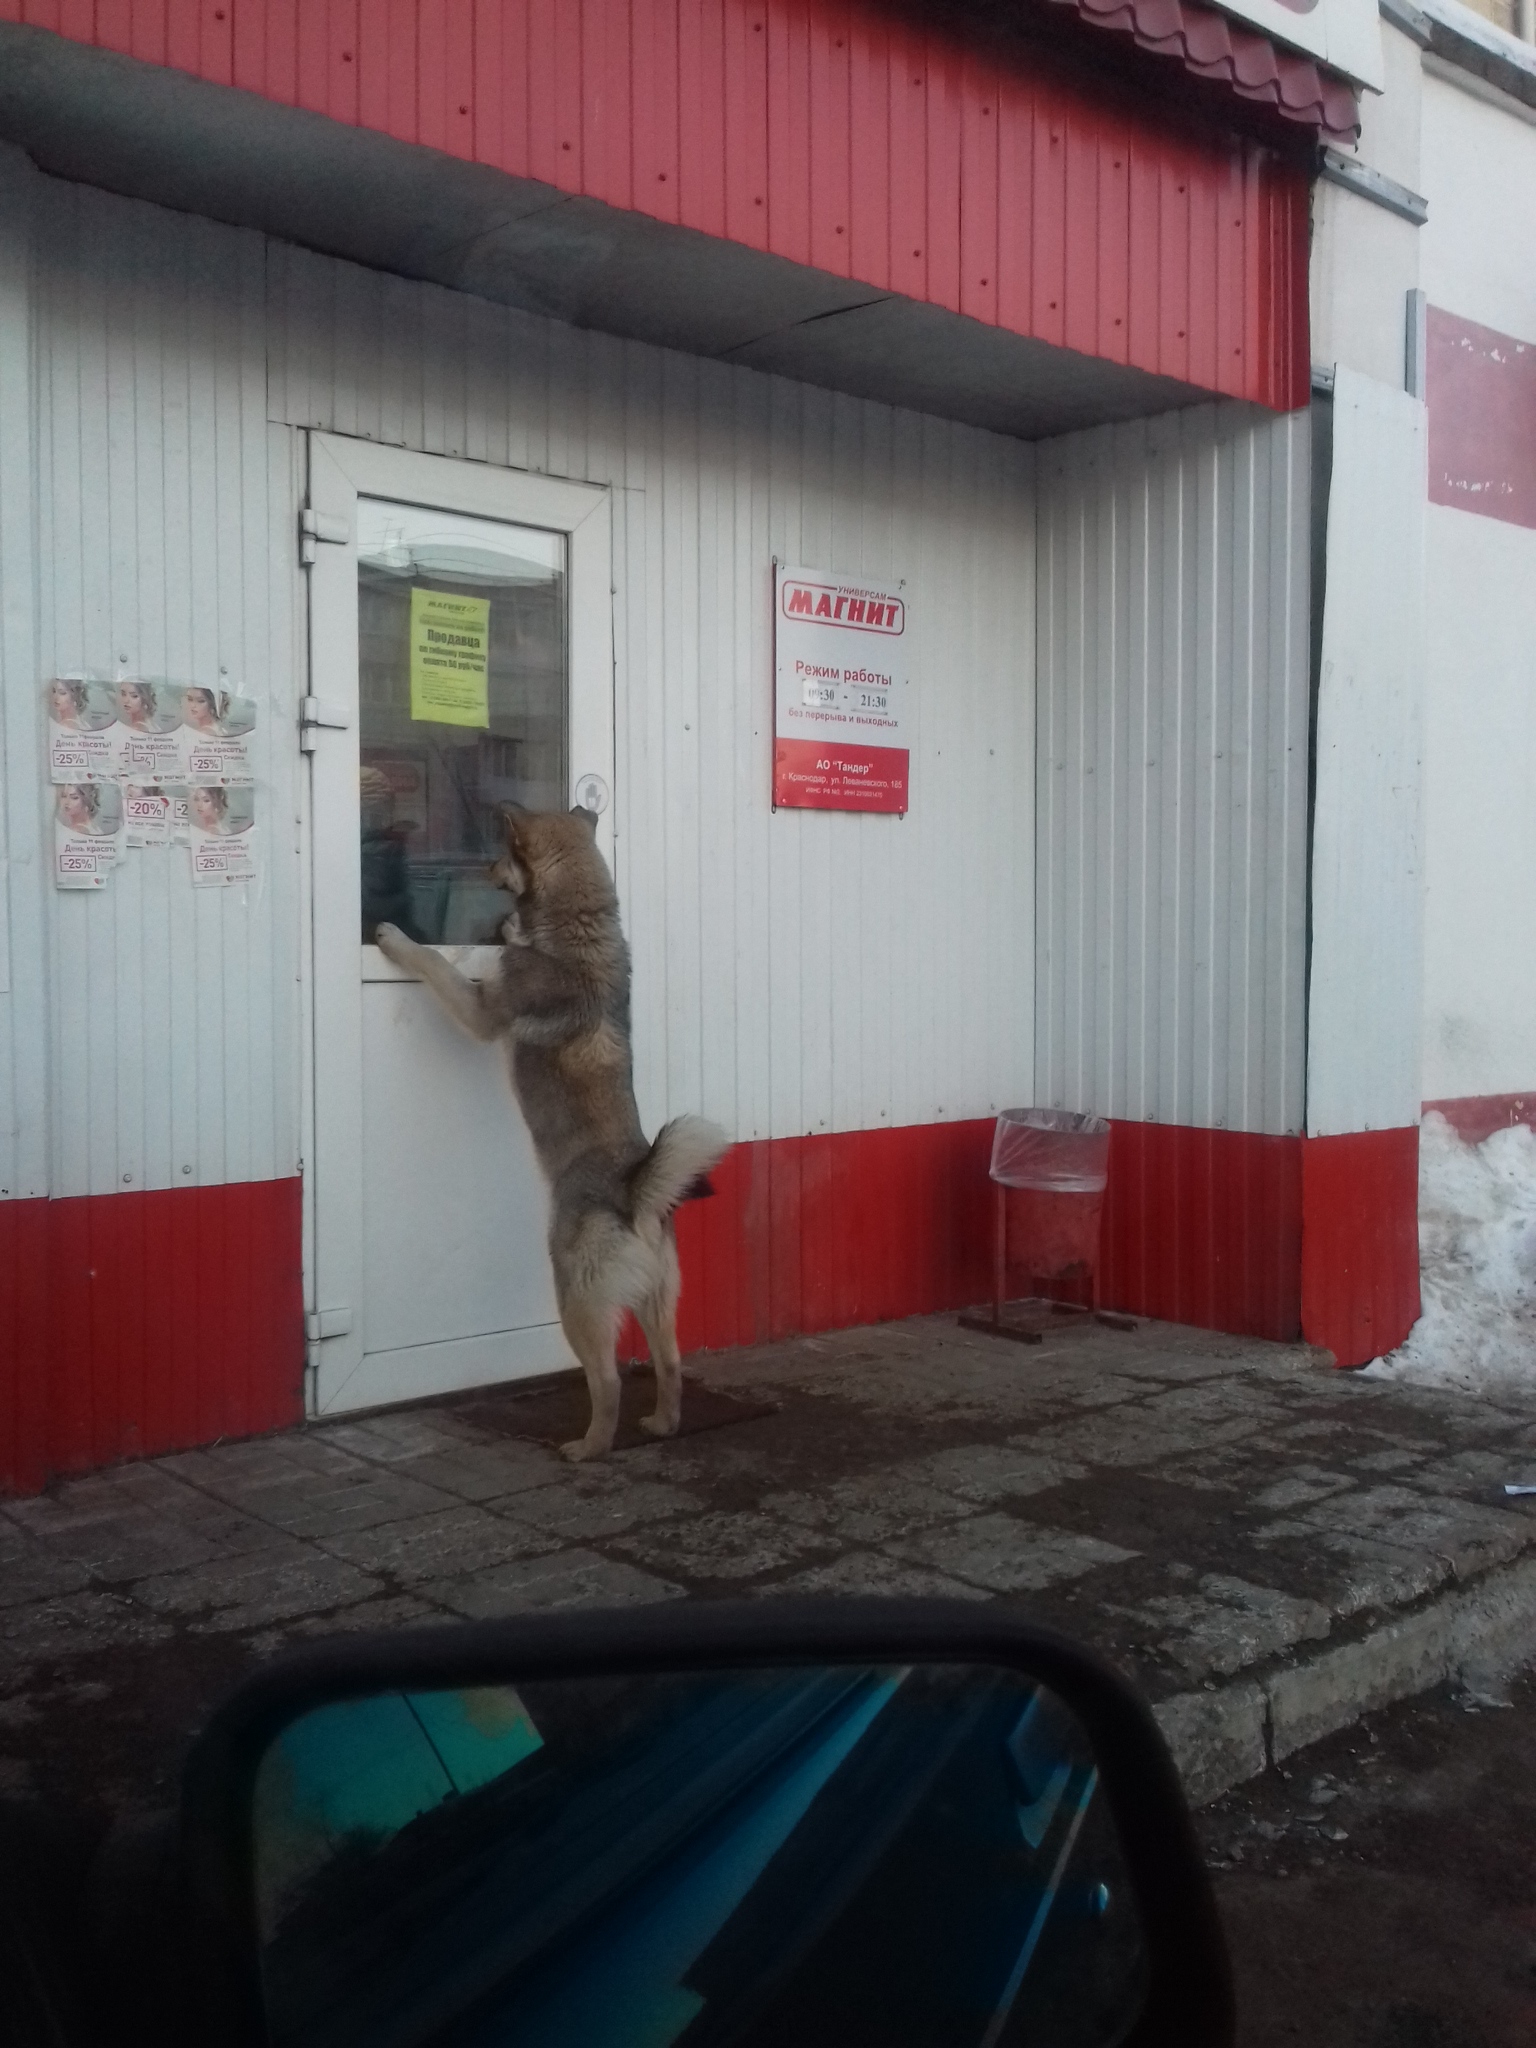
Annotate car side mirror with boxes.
[177,1599,1233,2048]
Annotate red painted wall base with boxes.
[1423,1092,1536,1145]
[0,1179,305,1496]
[670,1121,998,1352]
[3,1118,1424,1493]
[671,1117,1419,1368]
[1101,1121,1303,1340]
[665,1116,1309,1353]
[1300,1127,1421,1369]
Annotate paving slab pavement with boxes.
[3,1311,1536,1820]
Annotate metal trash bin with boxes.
[963,1108,1133,1343]
[991,1106,1111,1197]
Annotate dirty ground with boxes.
[2,1311,1535,2039]
[1203,1670,1536,2048]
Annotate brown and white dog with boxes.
[376,804,726,1462]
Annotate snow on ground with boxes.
[1365,1111,1536,1395]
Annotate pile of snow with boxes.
[1365,1111,1536,1395]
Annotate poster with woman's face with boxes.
[180,688,257,784]
[188,785,257,885]
[55,782,124,888]
[111,678,184,783]
[46,677,118,783]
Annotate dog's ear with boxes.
[570,804,600,833]
[500,802,530,849]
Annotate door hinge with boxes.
[299,695,350,752]
[305,1305,353,1342]
[299,507,350,566]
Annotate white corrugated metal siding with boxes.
[1308,367,1425,1137]
[5,168,306,1203]
[0,150,46,1201]
[1034,403,1311,1138]
[266,240,1039,1146]
[2,173,1037,1216]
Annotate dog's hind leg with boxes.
[557,1296,623,1463]
[635,1234,684,1440]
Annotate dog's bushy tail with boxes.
[629,1116,729,1225]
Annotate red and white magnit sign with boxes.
[773,565,909,814]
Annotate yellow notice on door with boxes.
[409,587,490,728]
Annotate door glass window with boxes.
[356,499,567,946]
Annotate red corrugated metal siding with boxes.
[758,1121,1415,1366]
[670,1119,999,1353]
[664,1116,1308,1358]
[1100,1122,1304,1341]
[0,1180,305,1495]
[4,1119,1412,1492]
[0,1198,49,1496]
[0,0,1312,409]
[1300,1127,1421,1369]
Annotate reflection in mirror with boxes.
[252,1664,1147,2048]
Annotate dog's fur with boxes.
[375,805,727,1462]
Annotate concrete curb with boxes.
[1156,1553,1536,1805]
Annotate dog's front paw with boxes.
[501,913,532,948]
[374,922,410,965]
[638,1411,679,1439]
[559,1435,608,1464]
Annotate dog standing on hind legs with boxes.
[375,803,727,1462]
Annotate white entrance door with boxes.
[304,436,614,1416]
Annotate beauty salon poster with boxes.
[46,676,118,783]
[46,676,257,888]
[54,782,124,888]
[110,678,185,783]
[181,688,257,783]
[124,785,181,848]
[188,785,258,886]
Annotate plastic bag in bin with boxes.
[990,1108,1110,1194]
